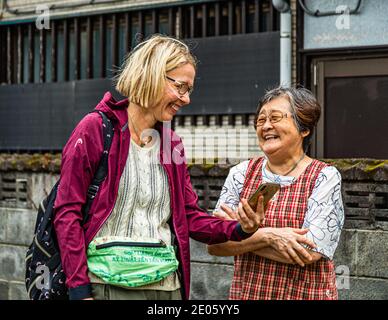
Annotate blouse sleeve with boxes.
[214,160,249,213]
[302,166,345,260]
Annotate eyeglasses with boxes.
[166,76,194,96]
[256,111,290,127]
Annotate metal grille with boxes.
[343,182,388,228]
[0,173,29,208]
[0,0,279,85]
[191,177,227,212]
[0,31,279,151]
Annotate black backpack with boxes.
[25,111,114,300]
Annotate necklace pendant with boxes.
[140,136,152,148]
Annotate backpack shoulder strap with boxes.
[82,111,114,224]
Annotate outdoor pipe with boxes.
[272,0,292,87]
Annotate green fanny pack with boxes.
[87,237,179,288]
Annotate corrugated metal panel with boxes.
[0,78,122,151]
[0,32,279,151]
[179,32,280,115]
[0,0,206,24]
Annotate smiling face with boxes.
[257,96,308,158]
[150,63,196,122]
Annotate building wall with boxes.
[303,0,388,49]
[1,167,387,300]
[1,0,279,158]
[174,115,263,163]
[0,172,58,300]
[1,0,183,22]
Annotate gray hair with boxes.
[254,85,321,152]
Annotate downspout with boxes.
[272,0,292,87]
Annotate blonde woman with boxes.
[53,35,263,300]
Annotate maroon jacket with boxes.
[53,92,250,300]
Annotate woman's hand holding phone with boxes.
[214,196,265,234]
[214,182,280,231]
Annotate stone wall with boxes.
[189,229,388,300]
[0,172,58,300]
[0,155,387,300]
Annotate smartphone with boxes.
[248,182,280,211]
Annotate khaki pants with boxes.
[91,283,182,300]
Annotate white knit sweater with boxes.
[88,136,180,291]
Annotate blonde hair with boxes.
[115,34,197,108]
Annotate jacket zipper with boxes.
[96,240,166,250]
[86,123,127,245]
[161,158,185,297]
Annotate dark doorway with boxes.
[312,57,388,159]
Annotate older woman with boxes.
[208,86,344,300]
[53,35,262,300]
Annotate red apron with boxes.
[229,157,338,300]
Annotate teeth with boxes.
[171,104,179,111]
[264,135,278,140]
